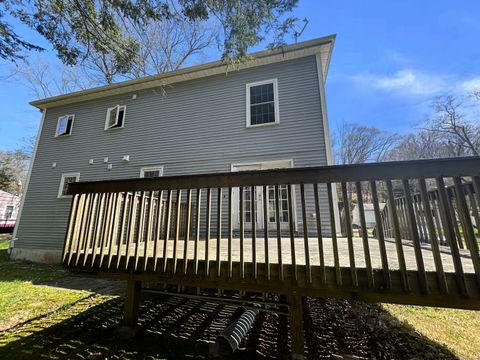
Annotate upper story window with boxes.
[58,173,80,198]
[4,205,14,219]
[246,79,279,128]
[140,166,164,178]
[55,114,74,137]
[105,105,126,130]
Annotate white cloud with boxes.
[458,77,480,93]
[349,69,480,97]
[352,69,448,95]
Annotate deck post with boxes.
[121,279,142,332]
[288,295,305,360]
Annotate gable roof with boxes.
[30,34,336,110]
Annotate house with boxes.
[352,203,386,229]
[0,190,20,233]
[11,35,340,263]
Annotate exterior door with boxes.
[232,160,293,232]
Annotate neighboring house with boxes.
[0,190,20,233]
[11,35,340,263]
[352,203,386,228]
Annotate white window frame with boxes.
[104,105,126,130]
[58,172,80,198]
[246,78,280,128]
[139,166,164,178]
[55,114,75,137]
[4,205,14,219]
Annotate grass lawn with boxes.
[0,234,92,331]
[384,304,480,360]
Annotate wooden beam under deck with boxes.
[66,257,480,310]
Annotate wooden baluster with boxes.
[447,187,464,249]
[436,177,467,296]
[107,193,121,269]
[116,192,129,270]
[466,184,480,238]
[87,194,102,267]
[82,193,98,267]
[205,188,212,276]
[133,191,146,271]
[91,193,108,267]
[172,189,182,274]
[385,180,409,291]
[412,194,425,242]
[341,182,357,287]
[251,186,257,279]
[100,193,115,268]
[453,177,480,288]
[431,192,445,245]
[419,179,447,293]
[240,186,245,278]
[417,194,430,243]
[371,181,391,289]
[72,194,88,266]
[263,185,270,280]
[275,185,283,281]
[194,189,201,275]
[216,187,222,277]
[402,179,428,294]
[313,184,326,284]
[327,183,341,286]
[300,184,312,283]
[63,194,80,265]
[183,189,192,275]
[79,194,95,266]
[356,182,374,289]
[152,191,163,272]
[228,187,233,278]
[124,192,139,270]
[472,177,480,218]
[162,190,172,273]
[287,184,297,282]
[143,191,155,271]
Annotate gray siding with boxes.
[15,55,331,250]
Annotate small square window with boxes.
[105,105,126,130]
[55,115,74,137]
[140,166,164,178]
[58,173,80,198]
[4,205,14,219]
[246,79,279,127]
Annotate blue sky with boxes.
[1,0,480,150]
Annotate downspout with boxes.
[315,52,342,235]
[10,108,47,254]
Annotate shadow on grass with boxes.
[0,293,460,360]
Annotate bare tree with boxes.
[10,17,218,95]
[384,130,451,161]
[335,121,398,165]
[421,96,479,157]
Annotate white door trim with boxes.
[230,159,295,231]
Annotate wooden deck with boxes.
[61,157,480,357]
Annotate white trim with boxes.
[230,159,296,230]
[315,53,341,234]
[104,105,126,130]
[11,109,47,251]
[31,35,335,110]
[139,165,164,178]
[58,173,81,198]
[246,78,280,128]
[54,114,74,137]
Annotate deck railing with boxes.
[62,157,480,309]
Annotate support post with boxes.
[117,278,142,338]
[288,295,305,360]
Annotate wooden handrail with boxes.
[68,156,480,194]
